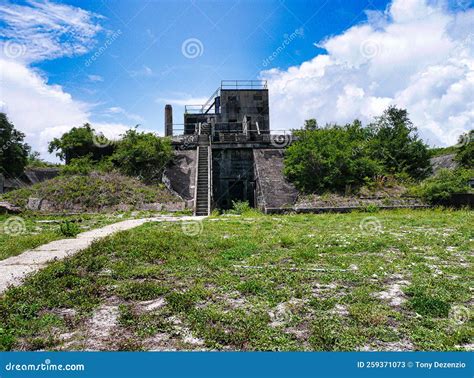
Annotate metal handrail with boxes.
[207,136,212,215]
[201,87,220,114]
[221,80,267,90]
[193,146,200,216]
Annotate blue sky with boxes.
[35,0,392,129]
[1,0,473,160]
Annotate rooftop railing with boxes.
[184,81,268,114]
[221,80,267,90]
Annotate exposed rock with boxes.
[27,197,43,211]
[162,202,185,212]
[0,201,21,214]
[138,203,163,211]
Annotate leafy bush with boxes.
[111,129,172,183]
[48,123,116,164]
[409,168,472,204]
[363,204,380,213]
[455,130,473,168]
[284,107,431,193]
[367,107,431,180]
[0,113,30,177]
[59,220,80,237]
[284,120,381,193]
[60,155,113,176]
[230,200,252,214]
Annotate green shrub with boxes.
[284,107,431,194]
[0,113,30,177]
[59,220,80,237]
[60,155,114,176]
[367,107,431,180]
[363,204,380,213]
[284,120,381,193]
[48,123,116,164]
[410,168,472,204]
[231,200,252,214]
[111,129,172,183]
[455,130,473,168]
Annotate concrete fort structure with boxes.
[163,80,298,215]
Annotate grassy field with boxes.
[0,213,125,261]
[0,209,472,351]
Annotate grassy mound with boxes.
[1,172,180,212]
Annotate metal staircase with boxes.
[194,123,212,216]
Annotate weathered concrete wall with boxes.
[212,149,255,210]
[219,89,269,132]
[163,150,197,202]
[23,168,59,185]
[253,149,298,212]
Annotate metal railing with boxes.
[221,80,267,90]
[207,137,212,215]
[184,105,204,114]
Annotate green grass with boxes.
[0,209,472,351]
[0,213,125,260]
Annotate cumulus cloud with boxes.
[262,0,474,146]
[0,1,134,162]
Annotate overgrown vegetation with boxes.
[0,210,471,351]
[1,172,178,211]
[48,123,116,164]
[454,130,473,169]
[284,107,432,193]
[49,124,173,183]
[0,113,30,177]
[409,168,473,203]
[111,129,172,183]
[59,220,81,238]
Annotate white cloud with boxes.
[0,0,103,62]
[262,0,474,146]
[129,65,155,78]
[88,74,103,82]
[0,1,142,162]
[155,96,209,107]
[103,106,144,123]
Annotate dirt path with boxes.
[0,216,205,294]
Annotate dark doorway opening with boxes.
[212,149,255,211]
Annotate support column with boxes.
[165,104,173,137]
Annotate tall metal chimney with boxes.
[165,104,173,137]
